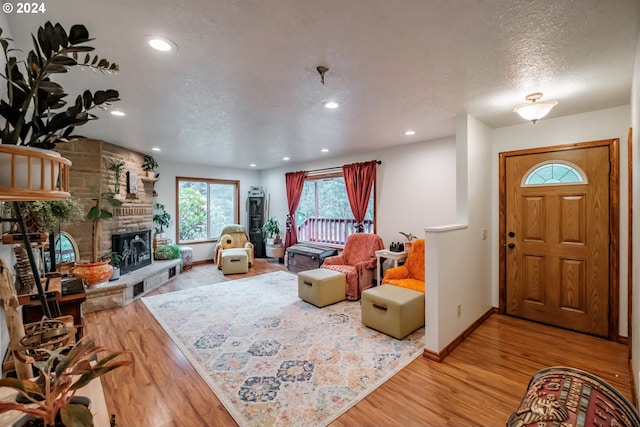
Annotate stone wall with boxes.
[55,139,155,262]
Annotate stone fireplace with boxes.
[112,229,152,274]
[54,138,156,262]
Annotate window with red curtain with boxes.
[294,170,375,246]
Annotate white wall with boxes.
[425,114,493,353]
[630,29,640,406]
[155,161,261,262]
[491,105,631,337]
[258,137,457,247]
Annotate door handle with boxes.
[508,231,515,237]
[508,243,515,249]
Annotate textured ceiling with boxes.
[5,0,640,169]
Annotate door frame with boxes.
[498,139,620,341]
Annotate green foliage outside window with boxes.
[178,179,238,243]
[178,185,207,242]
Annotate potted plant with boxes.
[71,188,122,286]
[263,218,284,258]
[399,231,417,252]
[153,203,171,239]
[1,199,82,235]
[105,252,122,281]
[0,338,131,427]
[0,22,119,191]
[142,155,158,178]
[262,217,281,245]
[107,159,126,199]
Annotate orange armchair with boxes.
[382,238,425,292]
[321,233,384,300]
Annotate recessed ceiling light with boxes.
[404,130,416,136]
[110,110,125,117]
[152,147,161,152]
[324,101,339,109]
[146,36,177,52]
[321,148,329,153]
[283,157,290,161]
[250,163,256,167]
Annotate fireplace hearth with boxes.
[112,230,152,274]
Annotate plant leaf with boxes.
[51,56,77,66]
[60,402,94,427]
[68,24,90,45]
[86,206,102,220]
[54,22,68,48]
[0,378,42,395]
[65,46,94,53]
[44,63,68,74]
[38,81,64,95]
[83,90,92,110]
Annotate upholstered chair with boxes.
[321,233,384,300]
[382,238,425,292]
[214,224,254,269]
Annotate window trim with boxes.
[175,176,240,245]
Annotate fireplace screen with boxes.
[112,229,152,274]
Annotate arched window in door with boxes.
[522,161,587,186]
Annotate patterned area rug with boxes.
[142,271,424,426]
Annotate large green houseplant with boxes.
[71,188,122,285]
[86,188,122,261]
[153,203,171,237]
[0,21,119,148]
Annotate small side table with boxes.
[375,249,407,286]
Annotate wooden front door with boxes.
[504,145,611,337]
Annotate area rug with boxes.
[141,271,424,426]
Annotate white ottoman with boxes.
[361,285,424,339]
[298,268,346,307]
[221,249,248,274]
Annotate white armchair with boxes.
[214,224,254,269]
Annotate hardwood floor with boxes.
[85,260,634,427]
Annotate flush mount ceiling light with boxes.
[146,36,177,52]
[513,92,558,124]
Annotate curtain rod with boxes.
[307,160,382,175]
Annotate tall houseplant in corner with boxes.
[71,188,122,285]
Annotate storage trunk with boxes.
[286,244,338,273]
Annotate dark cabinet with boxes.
[247,195,265,257]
